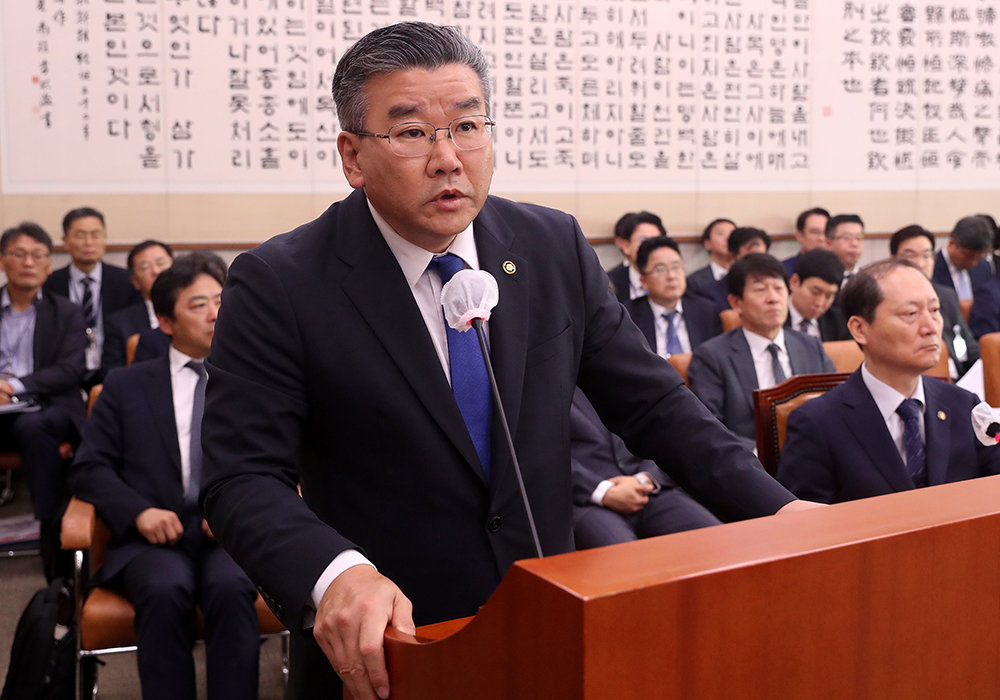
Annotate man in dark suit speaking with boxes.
[200,22,819,700]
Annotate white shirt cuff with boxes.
[304,550,377,628]
[8,378,26,395]
[591,479,614,506]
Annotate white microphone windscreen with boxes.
[440,269,499,332]
[971,401,1000,446]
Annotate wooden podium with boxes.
[381,476,1000,698]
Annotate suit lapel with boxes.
[143,357,183,475]
[785,332,810,374]
[841,372,915,492]
[922,379,950,486]
[33,292,56,370]
[728,331,758,414]
[337,191,486,481]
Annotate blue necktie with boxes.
[766,343,787,384]
[896,398,926,487]
[185,360,207,505]
[663,311,683,356]
[427,254,492,479]
[81,276,97,329]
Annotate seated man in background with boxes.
[783,207,830,276]
[70,254,259,700]
[785,249,851,341]
[606,211,667,303]
[932,215,993,302]
[687,254,835,451]
[727,226,772,259]
[825,214,865,281]
[687,217,735,308]
[778,259,1000,503]
[44,207,141,383]
[102,240,174,372]
[892,225,979,379]
[0,223,87,577]
[570,389,721,549]
[626,236,721,358]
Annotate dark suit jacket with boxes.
[69,357,204,583]
[132,327,171,363]
[686,265,730,312]
[935,282,979,376]
[626,294,722,353]
[782,254,800,277]
[687,328,836,450]
[783,306,851,342]
[777,370,1000,503]
[931,251,992,297]
[44,261,142,320]
[606,263,632,304]
[200,189,795,641]
[968,278,1000,337]
[3,288,88,430]
[102,302,153,371]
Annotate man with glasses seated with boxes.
[626,236,722,358]
[0,223,87,578]
[44,207,141,384]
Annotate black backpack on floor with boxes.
[1,577,75,700]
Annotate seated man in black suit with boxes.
[825,213,865,281]
[892,225,979,379]
[626,236,722,358]
[687,217,735,303]
[70,254,259,700]
[689,226,772,311]
[783,207,830,277]
[605,211,667,303]
[570,390,721,549]
[931,215,993,302]
[0,223,87,574]
[785,249,851,341]
[43,207,142,382]
[778,259,1000,503]
[687,254,835,451]
[102,240,174,372]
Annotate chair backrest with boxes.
[126,333,141,365]
[981,332,1000,407]
[720,309,741,331]
[667,353,692,385]
[753,372,852,476]
[822,340,863,373]
[960,299,973,323]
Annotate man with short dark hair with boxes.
[932,215,993,302]
[891,225,979,378]
[778,259,1000,503]
[688,254,835,450]
[727,226,771,259]
[70,254,259,700]
[687,218,735,308]
[784,249,850,341]
[44,207,142,379]
[825,214,865,279]
[783,207,830,276]
[102,240,174,372]
[626,236,721,357]
[606,211,667,303]
[0,222,87,576]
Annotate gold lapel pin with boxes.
[937,411,946,421]
[502,260,516,275]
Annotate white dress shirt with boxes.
[145,298,159,329]
[168,345,202,494]
[648,298,691,357]
[942,246,974,301]
[743,327,793,390]
[709,260,729,281]
[788,304,820,339]
[860,362,926,466]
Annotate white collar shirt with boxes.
[648,298,690,357]
[861,362,926,466]
[168,345,202,494]
[743,327,792,389]
[788,304,820,338]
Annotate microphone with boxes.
[441,270,544,559]
[971,401,1000,446]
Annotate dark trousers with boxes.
[120,543,260,700]
[573,484,722,549]
[0,405,77,521]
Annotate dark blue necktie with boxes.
[896,398,926,487]
[766,343,787,384]
[427,254,492,479]
[185,360,207,505]
[663,311,683,356]
[81,276,97,329]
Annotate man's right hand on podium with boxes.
[315,564,416,700]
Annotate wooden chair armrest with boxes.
[61,496,97,551]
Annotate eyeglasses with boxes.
[66,230,106,241]
[644,263,685,277]
[352,115,495,158]
[899,250,934,261]
[4,250,51,263]
[833,234,864,243]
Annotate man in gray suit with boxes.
[688,254,836,451]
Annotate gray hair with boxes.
[332,22,491,133]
